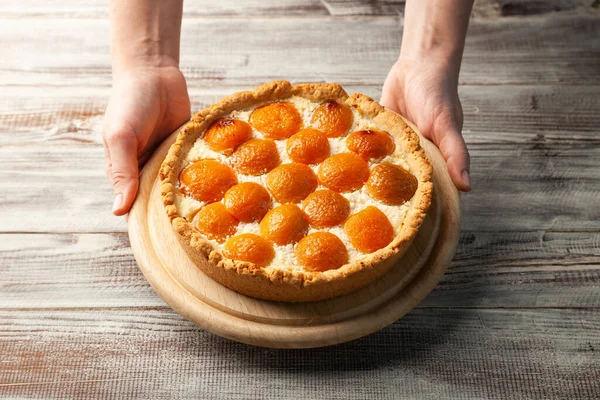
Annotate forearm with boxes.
[400,0,474,82]
[109,0,183,75]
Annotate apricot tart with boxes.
[159,81,433,302]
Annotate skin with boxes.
[104,0,190,215]
[104,0,473,216]
[381,0,474,192]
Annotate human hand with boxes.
[103,66,191,215]
[381,59,471,192]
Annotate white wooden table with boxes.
[1,1,599,398]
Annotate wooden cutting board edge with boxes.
[128,118,460,349]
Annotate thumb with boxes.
[379,90,396,113]
[436,127,471,192]
[105,130,139,215]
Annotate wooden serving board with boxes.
[129,123,460,348]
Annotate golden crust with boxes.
[159,80,433,302]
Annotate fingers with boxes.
[436,129,472,192]
[379,90,396,113]
[103,140,112,179]
[137,146,156,169]
[104,130,139,216]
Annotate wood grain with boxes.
[0,308,598,398]
[0,233,160,308]
[1,0,594,17]
[1,231,598,310]
[474,0,597,17]
[1,143,598,233]
[1,0,598,394]
[423,230,600,307]
[2,85,600,147]
[2,13,599,87]
[465,143,600,231]
[0,0,327,18]
[0,146,125,233]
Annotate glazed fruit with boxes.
[346,130,395,160]
[317,153,369,193]
[179,159,238,203]
[231,138,281,175]
[223,233,275,267]
[366,163,418,205]
[223,182,271,223]
[344,206,394,253]
[310,100,354,138]
[266,163,318,203]
[259,204,309,246]
[301,190,350,228]
[286,128,330,165]
[204,118,252,155]
[250,102,303,139]
[193,202,238,243]
[295,232,349,272]
[163,80,436,303]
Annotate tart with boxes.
[159,81,433,302]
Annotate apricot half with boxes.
[317,153,369,193]
[295,232,349,272]
[286,128,330,165]
[223,233,275,267]
[231,138,280,176]
[301,190,350,228]
[260,204,308,246]
[346,129,395,160]
[223,182,271,222]
[194,202,238,243]
[265,163,318,204]
[310,101,354,138]
[344,206,394,253]
[204,118,252,155]
[366,163,418,205]
[249,102,302,139]
[179,159,237,203]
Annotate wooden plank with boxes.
[422,230,600,307]
[464,143,600,231]
[0,0,329,18]
[460,84,600,143]
[0,234,162,308]
[0,308,598,398]
[0,231,598,309]
[0,0,594,17]
[2,85,600,147]
[0,143,598,233]
[0,86,107,146]
[0,146,126,233]
[1,14,599,87]
[475,0,597,17]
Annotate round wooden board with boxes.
[129,122,460,349]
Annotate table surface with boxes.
[1,1,599,399]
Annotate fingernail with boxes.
[462,170,471,188]
[112,193,123,213]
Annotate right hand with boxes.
[103,66,191,215]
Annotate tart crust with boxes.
[159,80,433,302]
